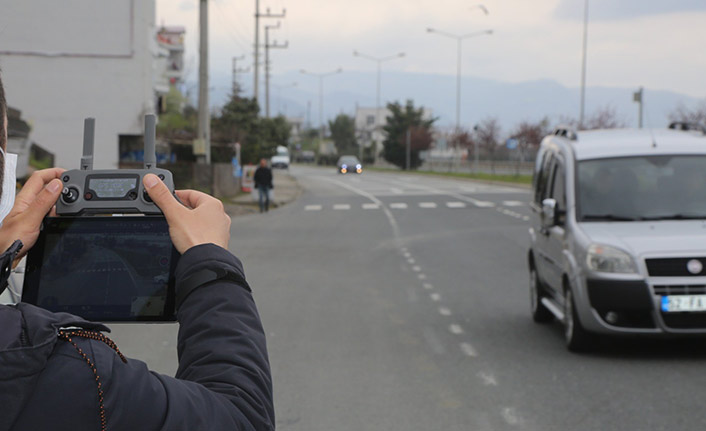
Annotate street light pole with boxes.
[300,68,343,145]
[353,50,405,164]
[427,28,492,132]
[579,0,589,129]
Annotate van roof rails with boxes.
[552,125,577,141]
[668,122,706,134]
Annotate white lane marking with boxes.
[501,407,521,426]
[502,200,525,207]
[460,342,478,357]
[522,216,530,221]
[333,204,351,210]
[472,201,496,207]
[446,201,467,208]
[438,307,452,316]
[422,283,434,290]
[327,178,401,240]
[407,258,415,264]
[412,265,421,272]
[430,293,441,301]
[417,273,427,280]
[403,252,411,259]
[388,178,512,209]
[449,324,464,335]
[362,203,380,210]
[478,371,498,386]
[419,202,437,208]
[390,187,404,194]
[401,248,408,254]
[304,205,322,211]
[390,203,408,209]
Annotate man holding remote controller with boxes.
[0,73,274,430]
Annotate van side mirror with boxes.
[541,198,557,229]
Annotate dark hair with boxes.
[0,69,6,198]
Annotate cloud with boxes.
[554,0,706,21]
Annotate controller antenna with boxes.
[80,118,95,170]
[143,114,157,169]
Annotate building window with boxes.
[366,115,375,126]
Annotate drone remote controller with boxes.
[56,115,175,215]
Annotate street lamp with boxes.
[353,50,405,164]
[300,68,343,144]
[426,28,492,131]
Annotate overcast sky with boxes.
[157,0,706,98]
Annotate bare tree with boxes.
[669,101,706,125]
[474,117,501,173]
[583,105,627,130]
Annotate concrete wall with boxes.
[0,0,157,170]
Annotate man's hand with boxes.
[0,168,64,260]
[143,174,231,254]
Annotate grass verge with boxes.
[365,166,532,185]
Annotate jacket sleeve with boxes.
[104,244,274,431]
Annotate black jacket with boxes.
[0,244,274,431]
[253,167,273,189]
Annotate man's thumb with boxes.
[143,174,180,216]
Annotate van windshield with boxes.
[577,155,706,221]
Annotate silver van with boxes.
[528,125,706,351]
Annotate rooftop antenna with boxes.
[143,114,157,169]
[80,118,95,170]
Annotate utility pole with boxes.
[232,55,249,95]
[633,87,644,129]
[253,3,285,103]
[264,22,288,118]
[579,0,589,129]
[197,0,210,164]
[405,128,411,171]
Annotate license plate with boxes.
[661,295,706,312]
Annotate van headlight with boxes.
[586,244,636,274]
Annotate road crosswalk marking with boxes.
[333,204,351,210]
[390,203,408,209]
[419,202,437,208]
[304,205,322,211]
[502,200,525,207]
[446,201,467,208]
[362,203,380,209]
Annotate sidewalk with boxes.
[223,170,302,217]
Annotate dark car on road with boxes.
[337,155,362,174]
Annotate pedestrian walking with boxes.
[254,158,273,213]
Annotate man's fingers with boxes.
[23,179,63,227]
[144,174,183,219]
[175,189,218,210]
[14,168,65,209]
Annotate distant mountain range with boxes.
[198,70,704,134]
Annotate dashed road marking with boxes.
[412,265,421,272]
[419,202,437,208]
[407,258,415,264]
[362,203,380,210]
[446,201,467,208]
[403,252,411,259]
[501,407,521,426]
[460,342,478,357]
[422,283,434,290]
[522,215,530,221]
[333,204,351,210]
[430,293,441,301]
[502,200,525,207]
[478,371,498,386]
[473,201,496,207]
[390,203,408,209]
[417,273,427,280]
[449,324,464,335]
[438,307,452,316]
[390,187,404,194]
[304,205,322,211]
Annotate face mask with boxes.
[0,147,17,226]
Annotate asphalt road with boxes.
[111,165,706,430]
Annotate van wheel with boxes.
[530,267,553,323]
[564,288,593,352]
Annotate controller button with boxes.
[143,190,153,203]
[62,175,70,182]
[84,192,93,200]
[128,191,138,200]
[158,174,165,180]
[62,187,79,204]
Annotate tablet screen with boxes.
[22,217,178,322]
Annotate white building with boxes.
[355,106,434,161]
[0,0,166,169]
